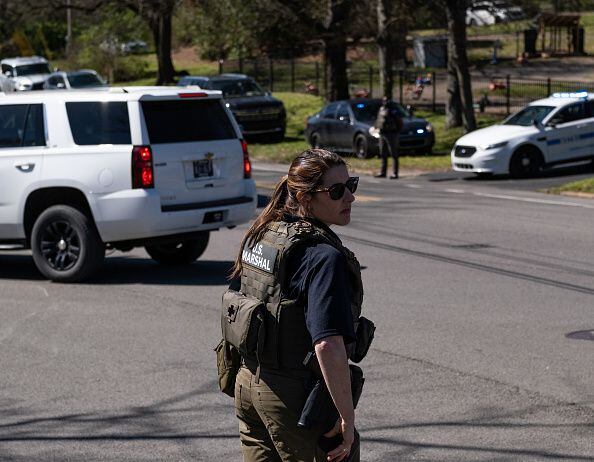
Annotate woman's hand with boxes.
[323,417,354,461]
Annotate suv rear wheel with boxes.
[145,233,210,265]
[31,205,105,282]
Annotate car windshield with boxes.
[68,73,106,88]
[15,63,51,76]
[350,101,408,122]
[503,105,555,126]
[209,79,265,98]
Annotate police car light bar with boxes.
[551,91,589,99]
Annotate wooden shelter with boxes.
[538,13,582,55]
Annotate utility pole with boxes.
[66,0,73,57]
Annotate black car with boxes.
[304,98,435,158]
[178,73,286,142]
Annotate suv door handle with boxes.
[15,162,35,172]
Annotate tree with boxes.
[275,0,354,101]
[443,0,476,131]
[376,0,411,99]
[120,0,180,85]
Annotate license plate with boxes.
[193,159,213,178]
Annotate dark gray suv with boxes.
[178,73,286,142]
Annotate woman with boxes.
[230,148,364,462]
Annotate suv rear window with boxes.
[141,99,236,143]
[66,102,131,145]
[0,104,45,148]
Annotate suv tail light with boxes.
[241,139,252,179]
[132,145,154,189]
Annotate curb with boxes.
[557,191,594,200]
[251,160,440,179]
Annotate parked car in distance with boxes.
[0,56,51,92]
[466,0,525,26]
[121,40,149,54]
[0,87,256,282]
[44,70,108,90]
[178,73,286,142]
[305,98,435,159]
[452,91,594,178]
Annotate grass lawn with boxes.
[548,177,594,195]
[248,93,504,174]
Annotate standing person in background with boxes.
[225,149,370,462]
[374,97,403,179]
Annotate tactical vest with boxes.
[240,219,364,371]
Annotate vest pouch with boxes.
[350,316,375,363]
[221,289,265,358]
[214,339,241,397]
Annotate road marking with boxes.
[405,184,422,189]
[471,191,594,208]
[438,187,594,209]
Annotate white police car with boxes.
[452,91,594,177]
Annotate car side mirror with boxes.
[56,82,65,89]
[339,116,350,123]
[532,118,541,128]
[4,71,12,77]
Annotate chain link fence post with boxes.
[291,59,295,93]
[432,72,436,112]
[547,77,551,95]
[368,65,373,97]
[399,70,404,103]
[506,74,511,115]
[269,58,274,93]
[315,62,320,94]
[218,59,223,74]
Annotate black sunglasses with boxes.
[312,177,359,200]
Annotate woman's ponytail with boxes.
[230,175,289,278]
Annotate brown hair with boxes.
[230,148,346,278]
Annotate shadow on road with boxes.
[0,254,232,286]
[1,394,593,460]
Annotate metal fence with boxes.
[219,58,594,115]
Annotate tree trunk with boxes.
[151,11,176,85]
[325,36,349,100]
[377,0,394,99]
[323,0,352,101]
[445,53,462,129]
[445,0,476,132]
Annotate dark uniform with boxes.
[374,101,403,179]
[234,217,363,462]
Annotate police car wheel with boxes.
[145,233,209,265]
[509,148,542,178]
[354,134,371,159]
[310,132,321,149]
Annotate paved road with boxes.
[1,166,593,461]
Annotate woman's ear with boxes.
[296,191,312,209]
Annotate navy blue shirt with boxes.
[285,235,356,346]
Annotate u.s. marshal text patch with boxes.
[242,242,278,273]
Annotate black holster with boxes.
[297,364,365,431]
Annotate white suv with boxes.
[0,56,52,92]
[0,87,257,282]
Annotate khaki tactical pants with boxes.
[235,366,327,462]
